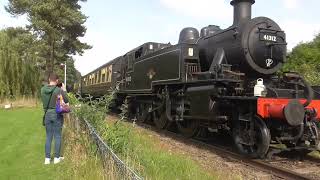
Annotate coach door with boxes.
[125,53,134,90]
[119,56,127,90]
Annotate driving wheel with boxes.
[233,115,271,158]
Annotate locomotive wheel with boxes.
[153,108,170,129]
[312,121,320,151]
[176,119,199,138]
[136,103,150,123]
[233,115,271,158]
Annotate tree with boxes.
[53,57,81,91]
[282,34,320,85]
[6,0,90,79]
[0,27,41,98]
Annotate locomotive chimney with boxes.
[231,0,255,25]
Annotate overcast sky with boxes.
[1,0,320,75]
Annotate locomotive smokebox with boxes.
[198,0,286,76]
[231,0,255,25]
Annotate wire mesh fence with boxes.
[68,114,143,180]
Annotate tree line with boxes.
[0,0,90,99]
[283,34,320,85]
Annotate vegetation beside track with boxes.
[71,94,231,179]
[0,107,105,180]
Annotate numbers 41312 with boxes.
[263,34,277,42]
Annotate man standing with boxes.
[41,73,69,164]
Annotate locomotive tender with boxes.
[79,0,320,158]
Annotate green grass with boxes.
[130,129,216,179]
[309,150,320,159]
[99,119,226,180]
[0,108,105,180]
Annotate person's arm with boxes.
[61,90,69,104]
[61,83,67,92]
[40,86,46,110]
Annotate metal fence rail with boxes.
[72,116,143,180]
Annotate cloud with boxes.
[73,32,118,75]
[281,20,320,50]
[0,13,28,29]
[282,0,299,9]
[160,0,232,20]
[73,30,139,75]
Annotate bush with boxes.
[282,34,320,85]
[69,91,131,154]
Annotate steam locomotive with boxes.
[78,0,320,158]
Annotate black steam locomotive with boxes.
[78,0,320,158]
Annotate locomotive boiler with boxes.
[79,0,320,158]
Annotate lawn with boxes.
[0,108,104,180]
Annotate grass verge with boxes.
[0,108,105,180]
[88,116,222,180]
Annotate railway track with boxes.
[130,120,320,180]
[189,138,316,180]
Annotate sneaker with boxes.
[60,156,65,160]
[44,158,50,165]
[53,157,61,164]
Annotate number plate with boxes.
[260,34,277,42]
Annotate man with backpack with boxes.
[41,73,69,165]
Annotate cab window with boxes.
[127,54,134,70]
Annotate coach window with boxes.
[92,74,95,84]
[107,65,112,82]
[109,65,112,82]
[105,67,109,82]
[97,71,101,83]
[92,74,94,84]
[101,69,106,83]
[105,68,108,82]
[97,71,101,84]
